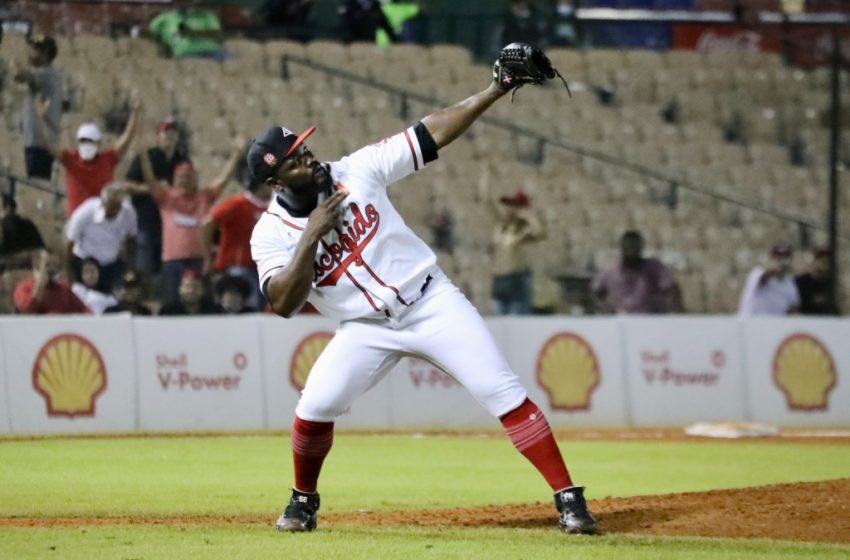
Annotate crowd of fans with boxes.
[1,28,262,316]
[0,0,843,318]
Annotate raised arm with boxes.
[11,61,38,92]
[33,96,61,160]
[124,147,162,196]
[208,135,246,199]
[517,208,546,241]
[114,94,142,157]
[421,83,506,150]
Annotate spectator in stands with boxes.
[149,1,230,60]
[660,97,681,125]
[429,207,455,255]
[795,245,838,315]
[160,269,222,315]
[13,250,89,314]
[71,257,118,315]
[201,177,271,310]
[377,1,424,46]
[260,0,315,42]
[34,94,141,217]
[339,0,397,43]
[214,273,255,314]
[498,0,544,52]
[738,244,800,315]
[125,117,189,279]
[12,34,62,181]
[131,135,245,306]
[65,182,138,292]
[0,193,45,272]
[591,230,679,314]
[548,0,578,47]
[105,269,151,315]
[491,190,545,315]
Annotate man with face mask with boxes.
[591,230,678,314]
[33,93,141,217]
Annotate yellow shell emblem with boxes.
[32,334,107,418]
[289,332,333,391]
[536,333,600,412]
[773,333,837,411]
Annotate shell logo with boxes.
[289,332,333,391]
[536,333,600,412]
[773,333,837,411]
[31,334,107,418]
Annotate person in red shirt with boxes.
[130,135,245,305]
[14,250,89,314]
[201,179,272,309]
[34,94,141,217]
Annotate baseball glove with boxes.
[493,42,571,102]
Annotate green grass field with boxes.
[1,434,849,559]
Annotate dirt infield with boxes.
[3,479,848,544]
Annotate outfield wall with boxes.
[0,315,847,434]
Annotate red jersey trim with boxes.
[265,211,305,231]
[343,270,379,312]
[404,129,419,171]
[360,261,407,305]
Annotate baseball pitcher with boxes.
[249,43,596,535]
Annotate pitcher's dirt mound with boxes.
[3,479,848,544]
[331,478,850,544]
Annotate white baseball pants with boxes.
[295,270,528,422]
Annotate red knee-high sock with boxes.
[291,416,334,493]
[500,398,573,492]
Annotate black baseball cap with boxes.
[246,125,317,184]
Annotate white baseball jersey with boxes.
[251,123,439,321]
[252,122,528,422]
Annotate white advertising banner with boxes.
[134,317,265,431]
[500,317,628,426]
[623,317,746,424]
[744,318,850,426]
[383,354,495,428]
[262,316,334,428]
[2,316,849,435]
[1,316,136,434]
[260,316,394,429]
[0,328,10,433]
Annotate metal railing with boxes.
[0,168,64,200]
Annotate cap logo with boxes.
[263,153,278,166]
[281,127,294,137]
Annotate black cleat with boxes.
[275,489,320,532]
[554,486,598,535]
